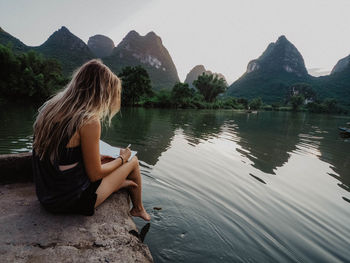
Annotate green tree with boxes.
[323,98,338,112]
[0,44,65,101]
[237,98,249,109]
[193,73,227,102]
[155,89,172,107]
[290,95,304,111]
[0,44,19,95]
[249,97,263,110]
[171,82,194,107]
[119,66,153,106]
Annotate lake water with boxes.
[1,105,350,262]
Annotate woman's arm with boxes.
[80,118,130,182]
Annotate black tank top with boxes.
[32,133,91,213]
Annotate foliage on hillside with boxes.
[226,70,309,103]
[103,55,176,91]
[0,44,66,102]
[308,71,350,108]
[0,27,29,53]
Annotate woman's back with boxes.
[32,132,90,213]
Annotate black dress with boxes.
[32,134,101,216]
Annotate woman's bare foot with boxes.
[121,180,138,189]
[130,207,151,221]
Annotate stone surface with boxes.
[0,153,153,262]
[0,184,153,263]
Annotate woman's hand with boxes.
[120,148,131,163]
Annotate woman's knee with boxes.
[130,155,139,167]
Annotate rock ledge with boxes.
[0,153,153,262]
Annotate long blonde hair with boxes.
[33,59,121,161]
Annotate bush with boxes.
[307,98,347,114]
[193,73,227,102]
[171,82,195,108]
[0,44,66,102]
[290,95,304,111]
[249,97,263,110]
[119,66,152,106]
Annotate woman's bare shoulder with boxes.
[80,117,101,136]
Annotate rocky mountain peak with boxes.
[0,26,28,52]
[88,34,115,58]
[117,30,164,51]
[276,35,287,43]
[123,30,141,42]
[191,65,206,72]
[145,31,157,38]
[105,30,179,90]
[35,26,93,75]
[245,35,308,77]
[331,54,350,74]
[145,31,161,42]
[41,26,89,52]
[58,26,69,33]
[185,65,227,88]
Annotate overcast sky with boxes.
[1,0,350,83]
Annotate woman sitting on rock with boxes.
[32,59,150,220]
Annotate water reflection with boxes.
[170,110,227,145]
[309,115,350,193]
[2,105,349,194]
[232,112,305,175]
[103,109,350,197]
[0,103,36,154]
[103,108,176,166]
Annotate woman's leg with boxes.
[126,158,151,221]
[94,157,150,221]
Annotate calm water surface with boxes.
[1,105,350,263]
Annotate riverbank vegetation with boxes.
[0,44,66,102]
[0,45,347,115]
[120,66,348,114]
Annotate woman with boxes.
[32,59,150,221]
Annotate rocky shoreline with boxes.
[0,153,153,263]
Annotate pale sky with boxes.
[1,0,350,84]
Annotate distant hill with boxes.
[33,26,94,76]
[0,27,29,53]
[0,26,94,76]
[103,30,179,90]
[185,65,227,88]
[309,64,350,107]
[0,27,179,90]
[88,34,115,58]
[226,35,310,103]
[226,36,350,106]
[331,54,350,74]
